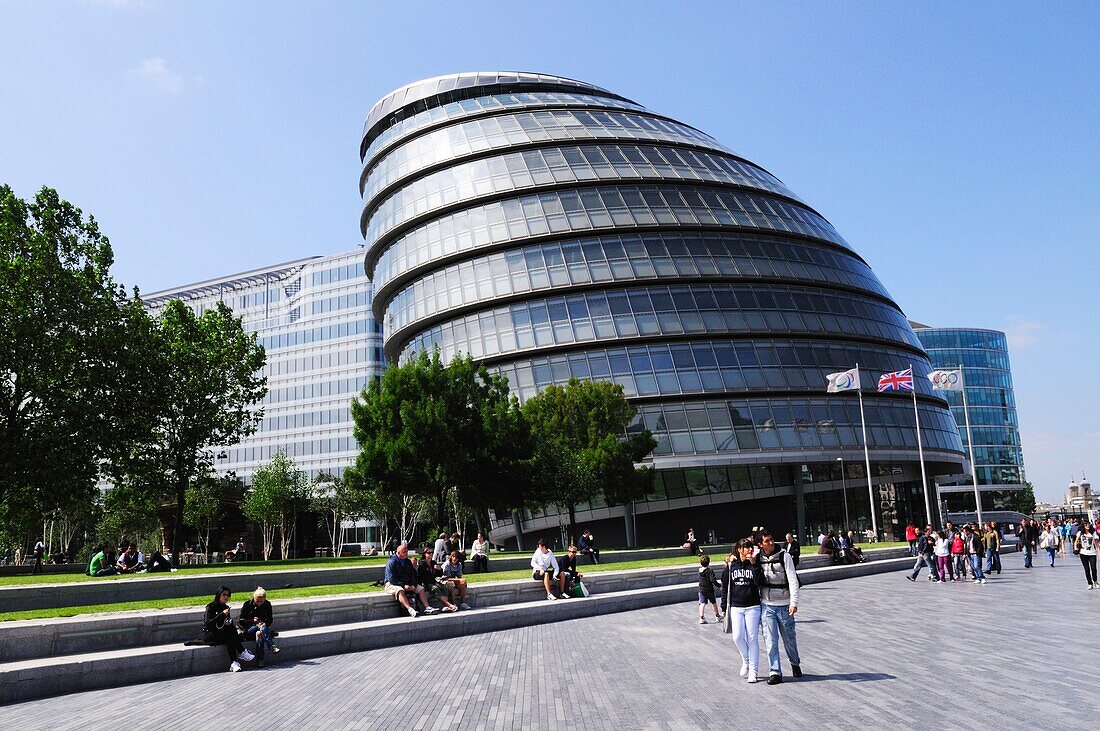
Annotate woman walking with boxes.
[723,539,765,683]
[1074,523,1099,589]
[934,530,953,583]
[1040,521,1061,567]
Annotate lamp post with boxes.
[837,457,850,532]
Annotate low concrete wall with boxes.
[0,564,84,577]
[0,547,908,663]
[0,551,913,705]
[0,545,761,613]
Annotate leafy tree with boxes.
[311,471,366,556]
[185,471,241,560]
[0,186,136,535]
[96,482,162,555]
[111,299,267,565]
[350,350,527,532]
[242,451,308,560]
[521,378,657,543]
[1006,480,1037,515]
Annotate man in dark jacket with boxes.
[238,586,279,667]
[578,530,600,564]
[784,533,801,567]
[907,526,939,582]
[1020,520,1040,568]
[417,548,458,613]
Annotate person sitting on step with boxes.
[531,538,568,600]
[441,550,471,610]
[203,586,254,672]
[417,547,459,613]
[238,586,280,667]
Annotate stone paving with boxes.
[2,553,1098,728]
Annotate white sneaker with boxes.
[739,661,749,678]
[699,617,707,624]
[442,605,457,613]
[407,606,418,617]
[560,593,571,600]
[747,671,758,683]
[423,606,439,615]
[547,593,557,601]
[980,579,986,584]
[1089,584,1094,590]
[237,649,255,662]
[229,661,242,672]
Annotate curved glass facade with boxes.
[361,72,965,544]
[912,327,1026,496]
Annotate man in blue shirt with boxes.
[384,544,437,618]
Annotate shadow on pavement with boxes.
[797,672,895,682]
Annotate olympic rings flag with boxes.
[825,367,861,393]
[928,369,964,391]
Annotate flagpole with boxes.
[960,363,982,525]
[855,363,879,540]
[911,363,932,526]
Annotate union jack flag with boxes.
[877,368,914,392]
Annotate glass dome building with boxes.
[911,325,1026,513]
[360,72,966,545]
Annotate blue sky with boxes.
[2,1,1097,502]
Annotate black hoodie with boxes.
[723,558,765,608]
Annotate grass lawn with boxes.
[0,553,722,622]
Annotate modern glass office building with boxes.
[911,325,1026,512]
[361,72,966,545]
[144,249,385,484]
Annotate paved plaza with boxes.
[2,556,1098,728]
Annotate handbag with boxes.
[574,580,590,598]
[682,542,692,549]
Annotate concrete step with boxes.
[0,552,914,705]
[0,545,710,613]
[0,547,907,662]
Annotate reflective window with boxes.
[371,185,851,288]
[380,232,889,336]
[397,283,919,363]
[364,143,801,237]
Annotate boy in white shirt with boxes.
[531,539,567,600]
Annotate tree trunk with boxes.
[171,477,186,567]
[567,504,577,548]
[436,490,446,535]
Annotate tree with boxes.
[96,482,162,554]
[111,298,267,565]
[0,186,136,535]
[350,350,526,532]
[521,378,656,544]
[1006,480,1037,515]
[242,451,308,560]
[311,471,365,557]
[185,471,241,560]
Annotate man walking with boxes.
[32,537,45,576]
[983,522,1002,575]
[784,533,801,567]
[757,531,801,684]
[1020,520,1039,568]
[962,524,986,584]
[907,526,939,582]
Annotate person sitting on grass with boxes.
[86,543,118,577]
[442,550,471,610]
[146,548,176,573]
[469,533,491,573]
[224,538,246,562]
[578,530,600,564]
[115,544,145,574]
[203,586,254,672]
[531,538,567,600]
[238,586,280,667]
[558,545,583,596]
[418,547,459,613]
[384,544,438,618]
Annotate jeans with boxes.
[761,604,800,676]
[730,605,762,673]
[1080,554,1097,585]
[243,624,275,661]
[985,549,1001,574]
[1024,545,1034,567]
[1046,547,1057,566]
[908,540,917,556]
[952,554,967,578]
[968,555,984,580]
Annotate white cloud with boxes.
[1002,316,1045,350]
[130,57,198,93]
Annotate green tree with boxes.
[110,299,267,565]
[311,471,365,556]
[521,378,656,543]
[350,350,527,532]
[185,471,241,560]
[0,186,136,535]
[242,451,308,560]
[1007,480,1037,515]
[96,482,162,554]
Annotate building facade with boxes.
[911,326,1027,513]
[361,72,966,546]
[144,249,386,550]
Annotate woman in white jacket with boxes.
[1039,521,1061,567]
